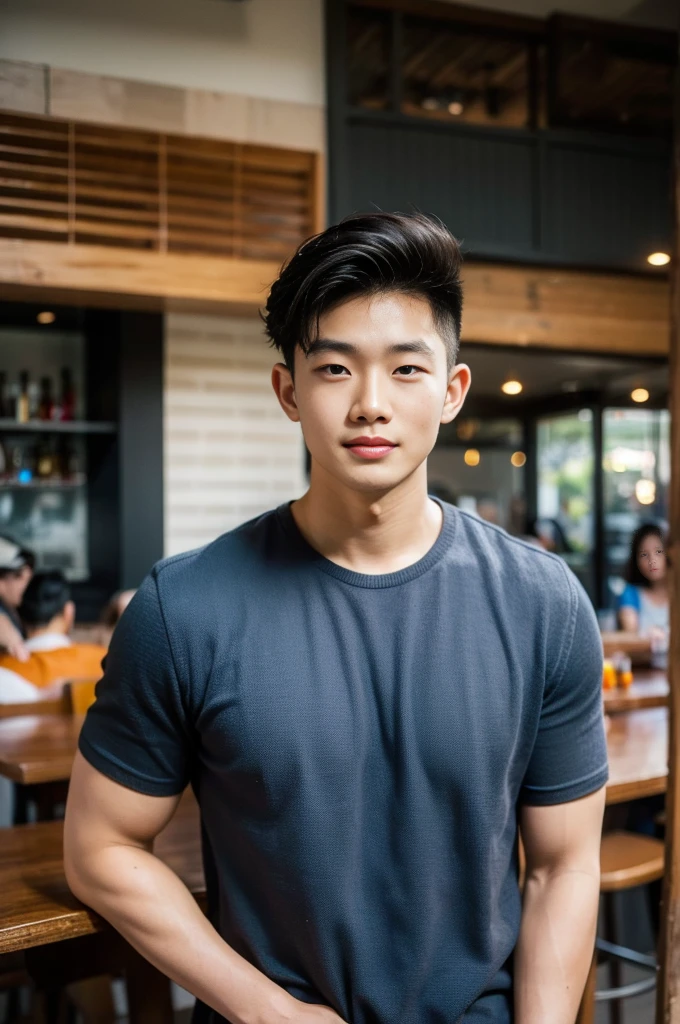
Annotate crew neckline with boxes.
[275,497,458,589]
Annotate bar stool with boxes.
[577,830,664,1024]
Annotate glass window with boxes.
[401,17,530,128]
[603,408,670,603]
[536,409,595,598]
[347,6,391,111]
[430,417,527,533]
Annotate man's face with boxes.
[0,564,32,610]
[273,291,471,495]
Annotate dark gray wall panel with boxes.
[346,120,537,252]
[542,142,671,265]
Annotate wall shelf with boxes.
[0,420,117,435]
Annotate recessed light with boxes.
[647,252,670,266]
[448,100,464,116]
[37,311,55,325]
[511,451,526,468]
[631,388,649,403]
[501,380,523,396]
[464,448,480,467]
[635,479,656,505]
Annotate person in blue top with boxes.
[64,213,607,1024]
[618,522,669,667]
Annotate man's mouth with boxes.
[343,436,397,460]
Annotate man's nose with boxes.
[349,373,392,422]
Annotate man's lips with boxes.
[343,437,397,460]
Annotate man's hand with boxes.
[0,615,28,661]
[282,1000,346,1023]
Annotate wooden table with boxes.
[0,714,83,785]
[0,790,202,1023]
[605,706,668,805]
[603,669,669,713]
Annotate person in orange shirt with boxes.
[0,571,107,703]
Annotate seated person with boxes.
[0,571,107,702]
[0,536,34,660]
[618,522,668,667]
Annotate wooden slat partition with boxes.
[0,111,318,263]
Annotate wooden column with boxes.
[656,53,680,1024]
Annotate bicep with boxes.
[519,787,606,878]
[65,751,182,865]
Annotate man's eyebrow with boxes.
[305,339,436,358]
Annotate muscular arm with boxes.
[64,753,344,1024]
[515,787,606,1024]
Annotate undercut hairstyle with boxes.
[263,212,463,374]
[19,570,70,627]
[624,522,666,588]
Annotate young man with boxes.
[0,571,107,702]
[65,213,607,1024]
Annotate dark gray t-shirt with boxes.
[80,500,608,1023]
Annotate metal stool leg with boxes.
[603,893,622,1024]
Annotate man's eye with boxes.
[320,364,349,376]
[395,365,421,376]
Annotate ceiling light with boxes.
[511,451,526,468]
[647,252,670,266]
[422,97,439,111]
[635,479,656,505]
[501,380,523,396]
[37,311,55,325]
[631,388,649,403]
[464,448,480,467]
[448,100,464,116]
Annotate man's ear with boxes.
[441,363,472,425]
[271,363,301,423]
[62,600,76,634]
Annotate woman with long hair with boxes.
[618,522,669,665]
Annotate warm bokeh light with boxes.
[510,451,526,468]
[631,388,649,403]
[464,448,480,467]
[37,311,55,324]
[635,479,656,505]
[501,380,523,396]
[647,252,670,267]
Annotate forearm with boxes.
[514,867,600,1024]
[65,843,294,1024]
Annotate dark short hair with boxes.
[19,570,70,626]
[263,212,463,373]
[624,522,666,588]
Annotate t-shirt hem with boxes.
[519,764,609,806]
[78,733,187,797]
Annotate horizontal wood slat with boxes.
[0,110,318,261]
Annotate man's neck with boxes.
[291,463,444,575]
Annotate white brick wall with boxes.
[164,312,307,557]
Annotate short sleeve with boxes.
[78,571,192,796]
[521,570,608,805]
[618,584,640,611]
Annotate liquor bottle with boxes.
[59,367,76,421]
[38,377,54,421]
[16,372,30,424]
[36,439,55,479]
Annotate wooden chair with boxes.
[0,693,70,719]
[65,679,98,715]
[576,830,664,1024]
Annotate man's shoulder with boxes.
[151,505,285,597]
[453,506,572,577]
